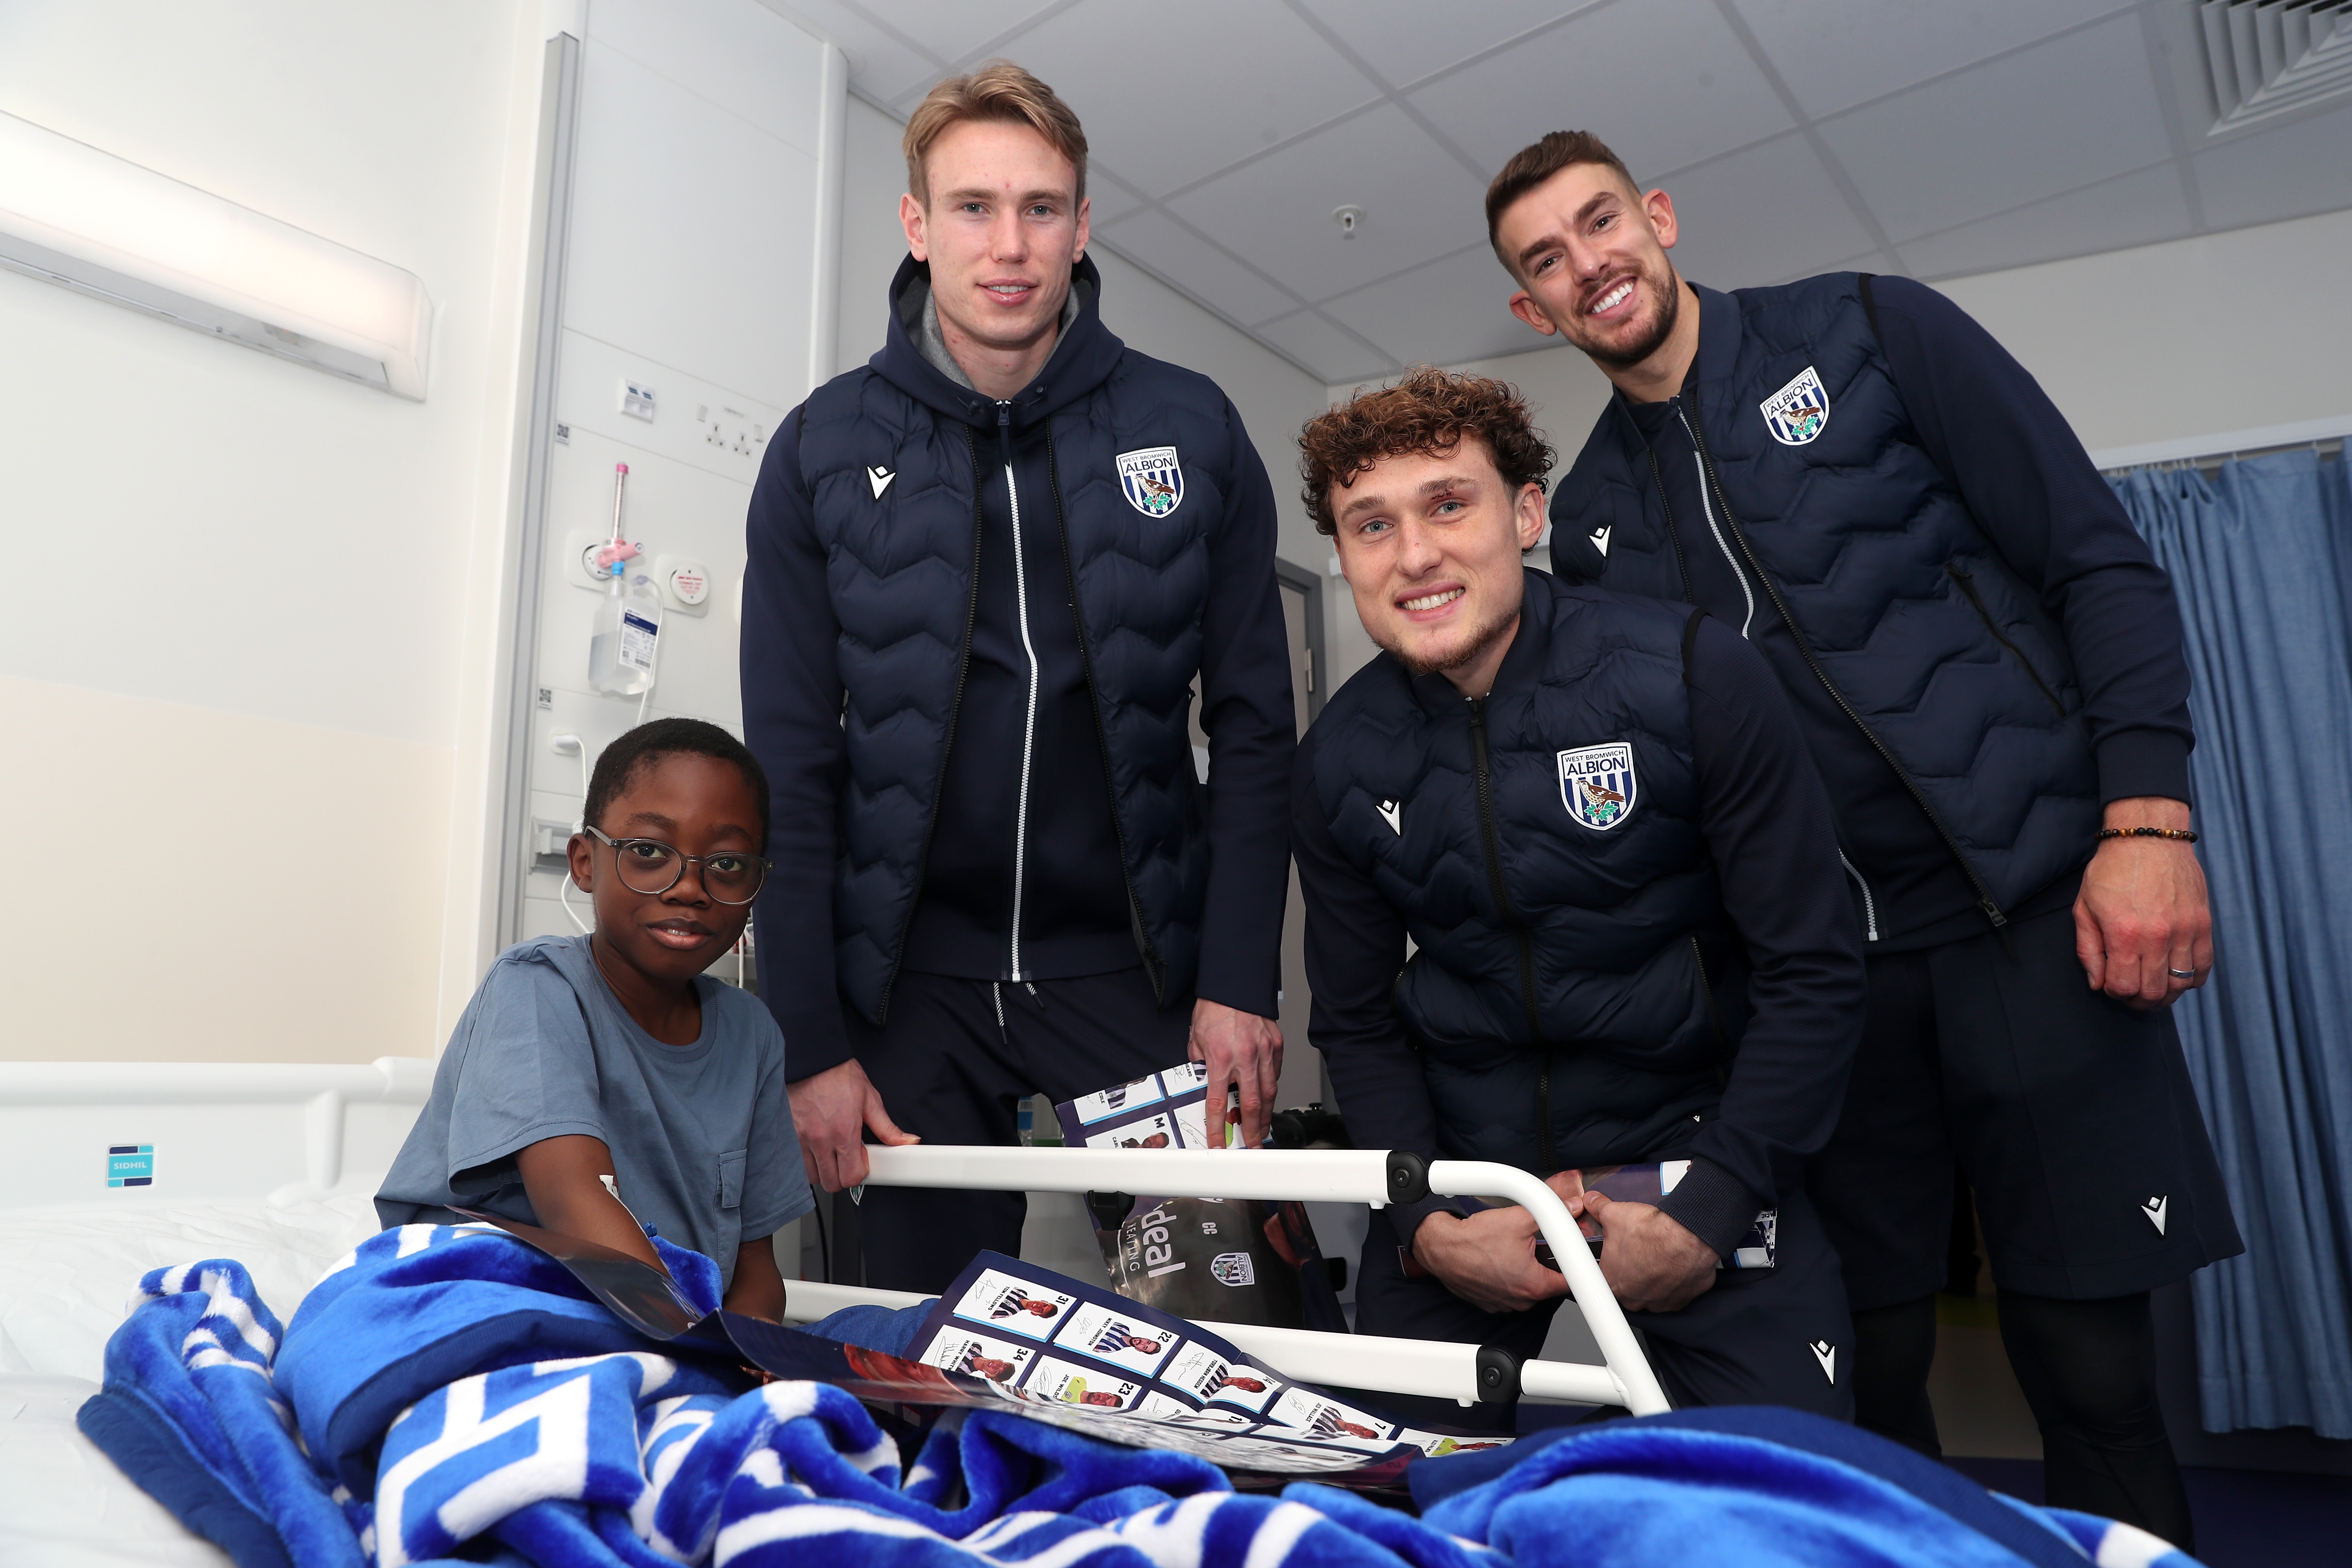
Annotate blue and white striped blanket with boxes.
[78,1220,2204,1568]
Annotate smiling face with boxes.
[901,117,1089,389]
[568,751,760,988]
[1329,438,1547,698]
[1496,161,1687,377]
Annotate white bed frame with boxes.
[785,1143,1669,1416]
[0,1060,1667,1415]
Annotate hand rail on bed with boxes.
[838,1144,1669,1416]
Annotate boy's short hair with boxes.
[585,719,772,851]
[1298,368,1556,536]
[903,60,1088,207]
[1485,129,1638,276]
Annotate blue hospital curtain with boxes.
[2110,448,2352,1436]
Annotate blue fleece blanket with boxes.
[81,1220,2204,1568]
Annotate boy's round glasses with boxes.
[583,827,770,905]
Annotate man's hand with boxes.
[1412,1204,1575,1315]
[1188,998,1282,1147]
[787,1058,917,1191]
[1580,1191,1718,1313]
[2075,796,2212,1010]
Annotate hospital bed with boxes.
[0,1057,1660,1564]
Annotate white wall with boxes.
[1932,207,2352,456]
[514,0,833,949]
[0,1,545,1063]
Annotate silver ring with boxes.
[2168,968,2197,980]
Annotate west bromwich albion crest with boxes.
[1758,366,1830,446]
[1558,743,1638,831]
[1117,446,1184,517]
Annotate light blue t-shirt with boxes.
[377,934,810,1289]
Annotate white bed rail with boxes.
[0,1057,434,1207]
[838,1143,1667,1415]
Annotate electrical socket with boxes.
[695,403,767,465]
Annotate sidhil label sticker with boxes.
[1054,1301,1181,1377]
[107,1145,154,1188]
[1024,1356,1142,1410]
[949,1269,1074,1342]
[1071,1076,1164,1126]
[1167,1343,1280,1412]
[1085,1110,1176,1150]
[917,1326,1035,1386]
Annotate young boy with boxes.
[377,719,809,1319]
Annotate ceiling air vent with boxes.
[2199,0,2352,132]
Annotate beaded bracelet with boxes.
[2096,826,2198,843]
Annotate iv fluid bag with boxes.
[590,570,662,696]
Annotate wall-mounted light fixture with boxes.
[0,110,432,399]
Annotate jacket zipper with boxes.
[876,427,989,1021]
[997,402,1043,983]
[1469,696,1555,1172]
[1675,404,1756,638]
[1838,850,1880,942]
[1681,392,2008,931]
[1043,429,1167,1000]
[1944,562,2066,716]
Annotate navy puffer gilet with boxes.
[1309,572,1740,1173]
[1550,275,2099,918]
[796,326,1247,1018]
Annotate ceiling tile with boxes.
[1653,132,1882,288]
[1083,172,1145,229]
[1320,245,1540,368]
[1093,209,1302,328]
[982,0,1381,198]
[1292,0,1595,88]
[2190,101,2352,232]
[1817,15,2171,244]
[1166,104,1487,304]
[1730,0,2131,120]
[1902,162,2191,280]
[1255,309,1397,384]
[848,0,1067,74]
[756,0,946,104]
[1409,0,1795,182]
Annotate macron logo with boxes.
[2143,1195,2168,1235]
[1376,799,1403,836]
[1590,524,1611,557]
[1809,1340,1837,1384]
[867,465,895,499]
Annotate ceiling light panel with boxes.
[1412,0,1794,180]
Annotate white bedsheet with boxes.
[0,1375,233,1567]
[0,1181,383,1383]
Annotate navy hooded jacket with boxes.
[742,256,1294,1078]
